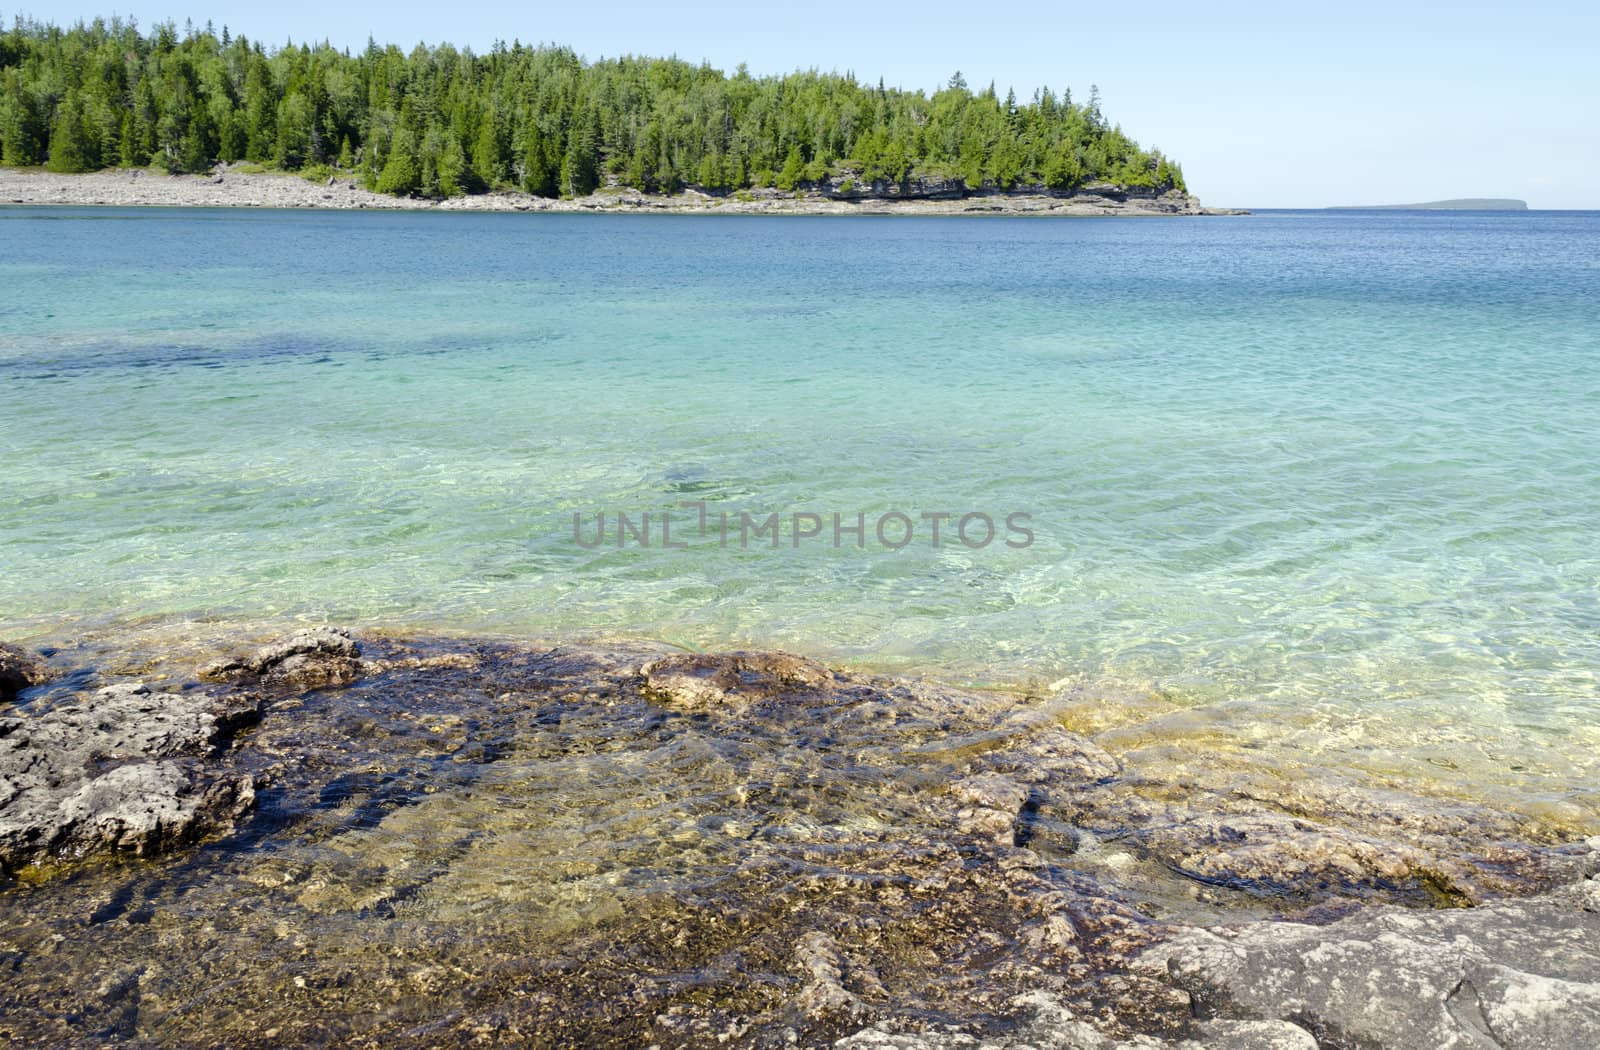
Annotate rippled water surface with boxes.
[2,206,1598,824]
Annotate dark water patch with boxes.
[1,327,556,380]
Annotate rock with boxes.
[1139,872,1600,1049]
[0,167,1244,216]
[951,773,1030,846]
[639,650,834,711]
[0,631,1587,1046]
[965,725,1121,786]
[0,642,52,703]
[794,931,868,1022]
[839,991,1318,1048]
[1178,1020,1318,1049]
[0,682,261,871]
[57,760,253,856]
[1130,813,1432,900]
[200,626,362,688]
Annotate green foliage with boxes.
[1042,144,1082,190]
[45,91,98,172]
[375,123,419,195]
[774,146,804,192]
[472,118,502,187]
[0,15,1186,200]
[433,131,469,197]
[274,91,315,170]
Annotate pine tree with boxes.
[1,73,45,166]
[775,144,804,191]
[472,117,502,187]
[275,91,314,169]
[436,133,468,196]
[376,123,420,195]
[45,91,98,172]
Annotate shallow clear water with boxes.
[2,206,1598,824]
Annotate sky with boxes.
[11,1,1600,208]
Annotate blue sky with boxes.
[14,1,1599,207]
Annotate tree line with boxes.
[0,15,1187,199]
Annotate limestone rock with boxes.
[838,991,1318,1048]
[200,626,362,688]
[794,931,869,1022]
[966,724,1122,786]
[0,681,260,871]
[1140,874,1600,1049]
[951,773,1030,846]
[639,650,834,711]
[1131,813,1432,899]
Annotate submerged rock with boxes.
[199,625,362,688]
[639,650,835,710]
[950,774,1031,846]
[0,682,260,871]
[0,642,52,703]
[1,629,1596,1048]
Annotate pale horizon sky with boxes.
[9,1,1598,208]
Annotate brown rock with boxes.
[0,641,52,703]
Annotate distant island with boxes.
[1328,198,1529,211]
[0,15,1218,213]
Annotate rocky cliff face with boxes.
[724,173,1216,214]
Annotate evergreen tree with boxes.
[275,91,314,168]
[1,72,45,166]
[472,116,502,187]
[45,91,98,172]
[376,122,420,195]
[775,144,804,191]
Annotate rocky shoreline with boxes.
[0,165,1247,216]
[0,625,1594,1047]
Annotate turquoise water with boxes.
[3,207,1598,821]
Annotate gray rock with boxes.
[0,681,259,871]
[0,641,52,703]
[1139,873,1600,1049]
[838,991,1318,1048]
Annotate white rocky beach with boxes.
[0,165,1243,216]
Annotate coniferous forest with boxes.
[0,16,1187,199]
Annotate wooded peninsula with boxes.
[0,16,1188,202]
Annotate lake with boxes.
[3,205,1598,827]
